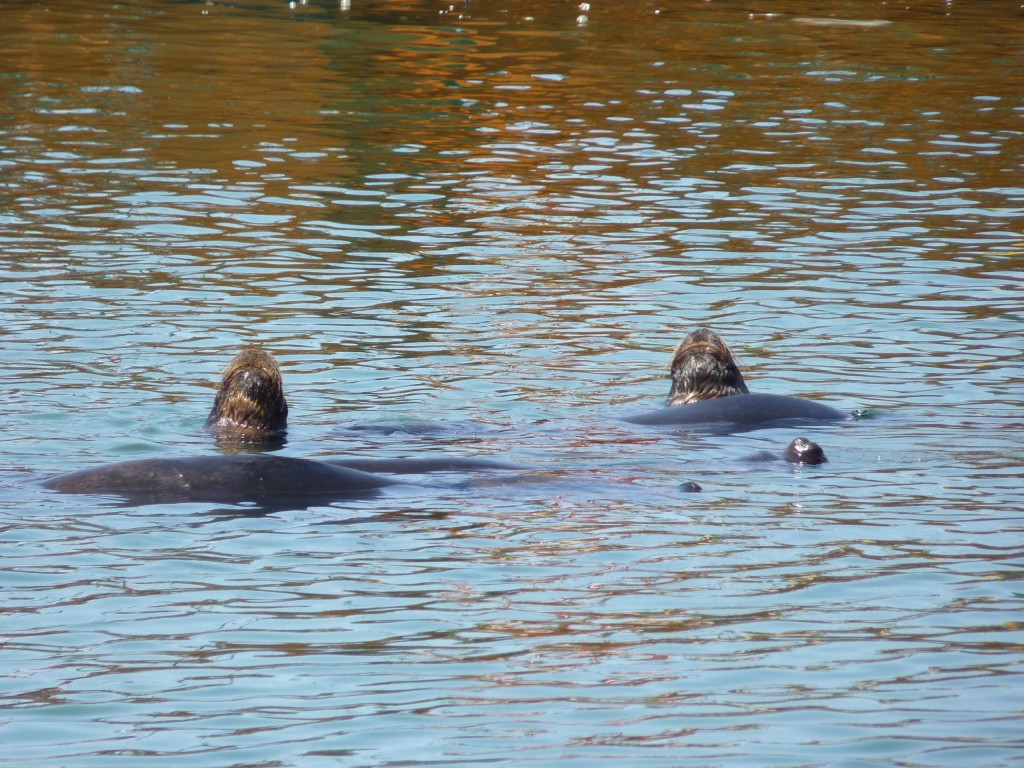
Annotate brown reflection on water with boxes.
[5,3,356,184]
[3,0,1021,399]
[6,0,1019,258]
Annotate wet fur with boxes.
[205,348,288,441]
[667,328,750,406]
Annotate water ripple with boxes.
[1,1,1023,766]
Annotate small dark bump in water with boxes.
[679,480,703,492]
[785,437,827,465]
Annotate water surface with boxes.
[2,1,1022,766]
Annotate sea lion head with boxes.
[205,348,288,444]
[784,437,827,465]
[666,328,750,406]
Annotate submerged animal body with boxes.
[43,453,526,509]
[626,392,846,427]
[743,437,829,466]
[44,454,396,505]
[627,328,846,429]
[45,347,529,507]
[332,457,523,474]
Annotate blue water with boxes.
[2,1,1022,766]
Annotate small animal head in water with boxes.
[785,437,827,465]
[205,347,288,444]
[667,328,750,406]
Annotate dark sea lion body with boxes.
[629,328,846,429]
[44,454,397,505]
[626,393,846,428]
[43,454,527,511]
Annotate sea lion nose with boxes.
[786,437,827,465]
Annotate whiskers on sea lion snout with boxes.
[666,328,750,406]
[205,347,288,445]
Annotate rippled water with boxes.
[2,1,1023,766]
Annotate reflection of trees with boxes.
[5,0,1019,364]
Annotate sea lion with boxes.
[44,454,397,505]
[202,348,522,471]
[626,392,846,427]
[624,329,847,428]
[45,348,528,506]
[43,453,527,508]
[205,347,288,445]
